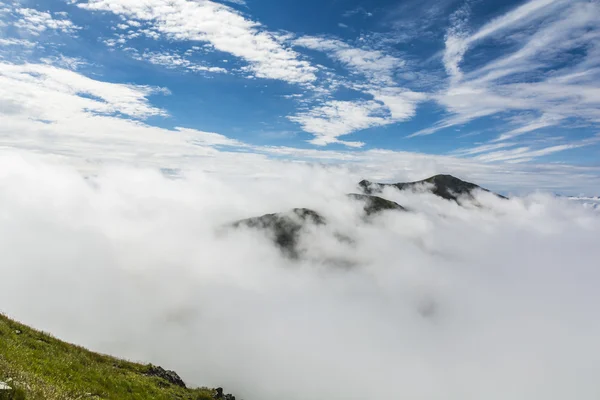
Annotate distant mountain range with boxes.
[567,196,600,201]
[230,174,503,258]
[566,196,600,210]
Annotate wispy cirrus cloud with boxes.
[129,50,228,74]
[409,0,600,166]
[442,0,569,83]
[452,142,517,157]
[219,0,247,6]
[294,0,598,148]
[454,132,600,164]
[342,7,374,18]
[492,114,566,142]
[474,143,584,163]
[294,36,405,85]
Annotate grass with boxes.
[0,314,216,399]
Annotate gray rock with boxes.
[146,365,186,388]
[214,387,236,400]
[214,387,224,399]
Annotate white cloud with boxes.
[452,142,517,157]
[493,114,565,142]
[287,36,424,146]
[132,50,228,74]
[475,143,583,163]
[442,2,471,82]
[14,7,81,36]
[0,62,168,120]
[469,0,563,44]
[288,88,425,147]
[176,127,245,147]
[40,55,88,70]
[1,60,599,194]
[73,0,427,146]
[0,151,599,400]
[0,38,36,47]
[294,36,405,84]
[369,87,425,120]
[342,7,373,18]
[443,0,565,82]
[78,0,317,84]
[289,100,389,147]
[219,0,246,5]
[66,2,426,145]
[415,0,600,144]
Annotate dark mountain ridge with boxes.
[230,175,504,258]
[232,208,325,258]
[359,174,507,201]
[347,193,407,215]
[229,194,405,258]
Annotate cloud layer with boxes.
[1,58,599,194]
[0,151,599,400]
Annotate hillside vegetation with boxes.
[0,314,216,400]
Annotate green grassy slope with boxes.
[0,314,216,400]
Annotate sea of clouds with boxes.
[1,150,599,400]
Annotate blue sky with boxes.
[1,0,600,193]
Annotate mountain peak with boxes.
[359,175,506,201]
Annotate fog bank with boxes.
[1,151,599,400]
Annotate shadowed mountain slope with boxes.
[359,174,507,201]
[232,208,326,259]
[229,176,505,258]
[230,195,406,258]
[346,193,407,215]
